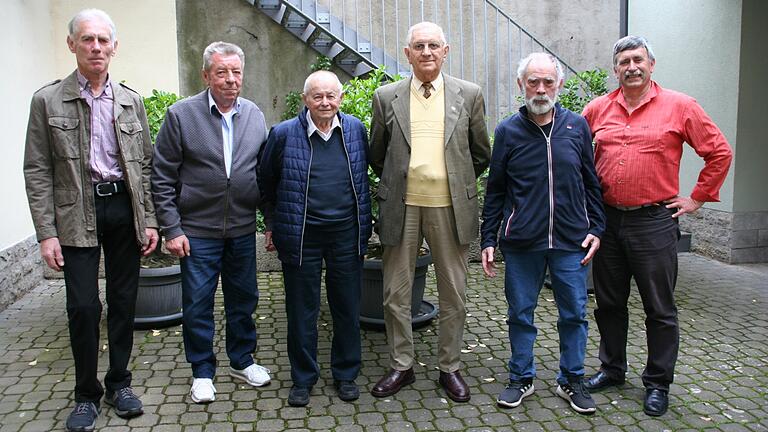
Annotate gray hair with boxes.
[612,35,655,66]
[516,52,564,83]
[303,70,343,95]
[68,9,116,42]
[203,41,245,71]
[405,21,447,47]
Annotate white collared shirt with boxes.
[306,111,341,142]
[411,73,444,97]
[208,90,241,178]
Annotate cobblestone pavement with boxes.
[0,253,766,432]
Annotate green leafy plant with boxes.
[339,67,402,222]
[143,89,183,144]
[558,68,609,114]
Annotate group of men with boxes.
[23,8,731,432]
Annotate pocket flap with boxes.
[118,121,143,135]
[48,117,79,130]
[466,184,477,199]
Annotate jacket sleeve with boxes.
[579,120,605,238]
[23,94,58,242]
[257,126,284,232]
[480,124,508,249]
[468,87,491,178]
[368,90,388,178]
[136,97,158,229]
[151,108,185,240]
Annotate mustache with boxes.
[624,71,643,78]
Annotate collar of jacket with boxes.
[298,106,345,131]
[60,70,136,107]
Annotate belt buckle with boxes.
[95,181,117,197]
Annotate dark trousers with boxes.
[593,205,680,391]
[181,234,258,378]
[61,192,140,404]
[282,222,362,387]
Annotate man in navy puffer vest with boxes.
[258,71,372,407]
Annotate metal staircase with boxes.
[248,0,580,125]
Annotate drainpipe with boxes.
[620,0,629,37]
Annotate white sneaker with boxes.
[230,364,271,387]
[190,378,216,403]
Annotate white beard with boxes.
[526,94,557,115]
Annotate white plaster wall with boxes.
[1,0,56,249]
[628,0,741,212]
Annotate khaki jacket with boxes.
[369,74,491,246]
[23,71,157,247]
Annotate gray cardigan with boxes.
[151,90,267,240]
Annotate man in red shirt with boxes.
[582,35,732,417]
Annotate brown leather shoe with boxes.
[439,371,471,402]
[371,368,415,397]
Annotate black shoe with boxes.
[104,387,144,418]
[584,370,625,392]
[288,385,311,407]
[334,380,360,401]
[66,402,99,432]
[556,379,597,415]
[644,388,669,416]
[497,379,534,408]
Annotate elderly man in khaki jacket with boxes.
[23,8,157,432]
[369,21,491,403]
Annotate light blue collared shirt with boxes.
[208,90,241,178]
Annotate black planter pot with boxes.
[134,265,183,329]
[360,251,438,330]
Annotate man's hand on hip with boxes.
[40,237,64,271]
[166,235,191,257]
[665,196,704,218]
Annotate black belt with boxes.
[94,180,126,197]
[609,202,662,212]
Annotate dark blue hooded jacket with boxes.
[481,103,605,252]
[259,108,372,265]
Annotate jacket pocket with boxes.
[377,184,389,201]
[118,121,145,161]
[48,117,80,159]
[53,188,77,206]
[504,208,516,237]
[466,184,477,199]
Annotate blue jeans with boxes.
[282,221,362,387]
[501,249,589,384]
[181,234,258,378]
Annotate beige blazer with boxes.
[369,74,491,246]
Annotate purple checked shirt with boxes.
[76,71,123,182]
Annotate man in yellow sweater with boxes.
[369,21,491,402]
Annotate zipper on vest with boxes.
[339,118,363,257]
[222,178,230,238]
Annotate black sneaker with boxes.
[288,385,311,407]
[556,380,597,414]
[335,380,360,401]
[104,387,144,418]
[497,379,534,408]
[66,402,99,432]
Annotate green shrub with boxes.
[143,89,183,144]
[558,68,609,114]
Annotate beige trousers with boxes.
[382,205,469,373]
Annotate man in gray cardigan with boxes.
[151,42,270,404]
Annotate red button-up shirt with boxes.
[583,82,732,207]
